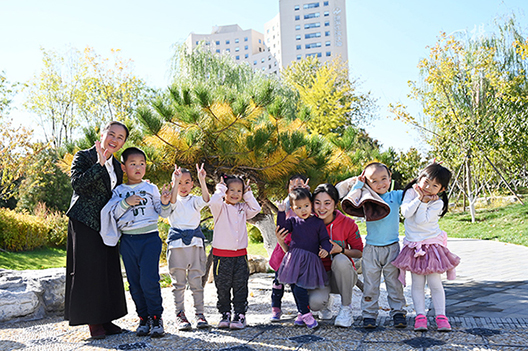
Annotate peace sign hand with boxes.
[95,140,111,166]
[196,163,206,181]
[244,178,251,193]
[172,165,182,186]
[161,183,171,205]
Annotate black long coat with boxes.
[64,146,127,325]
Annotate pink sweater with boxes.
[209,183,261,251]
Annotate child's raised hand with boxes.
[277,200,286,212]
[289,178,310,192]
[357,169,366,183]
[95,140,110,166]
[125,194,145,206]
[172,164,182,185]
[413,184,425,201]
[160,183,171,205]
[196,163,206,181]
[318,247,329,258]
[244,178,251,193]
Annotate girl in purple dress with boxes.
[276,187,333,329]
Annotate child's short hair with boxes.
[223,174,244,188]
[103,121,129,140]
[289,187,312,205]
[364,162,391,176]
[180,168,192,179]
[121,147,146,163]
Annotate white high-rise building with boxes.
[185,24,280,75]
[184,0,347,74]
[268,0,348,67]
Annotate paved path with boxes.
[1,238,527,350]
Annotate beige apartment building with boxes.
[184,0,347,74]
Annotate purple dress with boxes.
[276,212,333,289]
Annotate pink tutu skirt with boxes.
[277,247,328,290]
[392,243,460,276]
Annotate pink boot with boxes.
[294,313,304,326]
[301,312,318,329]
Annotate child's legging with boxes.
[291,284,310,314]
[411,272,445,316]
[271,274,284,308]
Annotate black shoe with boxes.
[393,313,407,328]
[363,317,377,329]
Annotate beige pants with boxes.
[167,246,206,314]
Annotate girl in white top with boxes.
[166,164,210,331]
[392,162,460,332]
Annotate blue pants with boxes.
[271,272,284,308]
[291,284,310,314]
[120,232,163,318]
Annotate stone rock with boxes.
[248,255,268,274]
[0,268,65,322]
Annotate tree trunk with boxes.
[251,213,277,258]
[466,154,476,223]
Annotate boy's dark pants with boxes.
[120,232,163,318]
[213,255,249,314]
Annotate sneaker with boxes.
[414,314,428,331]
[436,315,452,332]
[301,312,318,329]
[319,295,333,320]
[363,317,377,329]
[230,313,246,329]
[176,311,192,331]
[218,312,231,328]
[294,313,304,326]
[270,307,282,322]
[150,315,165,338]
[334,304,353,328]
[136,316,150,336]
[393,313,407,328]
[195,313,210,329]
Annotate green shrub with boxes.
[34,203,69,248]
[0,208,48,251]
[248,224,263,243]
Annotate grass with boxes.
[0,247,66,270]
[1,203,526,271]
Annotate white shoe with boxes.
[334,304,353,327]
[319,295,333,320]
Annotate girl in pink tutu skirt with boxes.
[276,187,333,329]
[392,163,460,332]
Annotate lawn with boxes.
[1,203,527,270]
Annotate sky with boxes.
[1,0,527,152]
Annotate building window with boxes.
[306,52,322,58]
[235,38,239,43]
[235,47,239,52]
[269,64,272,69]
[226,40,230,44]
[325,21,330,26]
[245,45,248,50]
[195,41,199,45]
[304,2,320,9]
[236,55,240,60]
[261,58,265,63]
[274,61,277,66]
[268,55,272,60]
[324,1,329,5]
[304,13,320,19]
[267,29,270,33]
[296,35,301,40]
[244,37,248,41]
[297,54,302,60]
[305,32,321,39]
[259,39,262,43]
[259,47,262,52]
[305,22,321,29]
[325,31,330,36]
[262,67,266,71]
[216,49,220,53]
[305,42,322,49]
[226,48,230,52]
[294,5,300,10]
[296,45,301,50]
[215,40,220,45]
[295,25,301,30]
[295,15,300,20]
[326,51,331,57]
[245,54,249,58]
[324,11,329,16]
[254,60,257,65]
[325,41,331,46]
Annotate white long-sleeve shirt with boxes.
[401,187,443,242]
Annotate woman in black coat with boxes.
[65,121,129,339]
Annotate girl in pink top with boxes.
[392,163,460,332]
[209,175,261,330]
